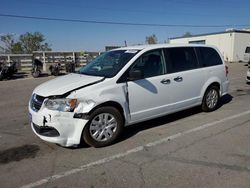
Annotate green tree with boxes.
[19,32,51,53]
[0,32,52,54]
[11,42,23,54]
[0,34,15,53]
[182,32,192,37]
[145,34,158,44]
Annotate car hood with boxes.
[33,73,104,97]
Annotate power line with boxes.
[15,0,248,17]
[0,13,249,28]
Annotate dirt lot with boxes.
[0,62,250,188]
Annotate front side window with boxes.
[79,50,139,78]
[130,49,165,79]
[198,47,223,67]
[164,47,198,73]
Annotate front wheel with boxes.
[83,107,124,147]
[202,86,220,112]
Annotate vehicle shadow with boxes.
[118,94,233,144]
[218,94,233,108]
[37,73,50,77]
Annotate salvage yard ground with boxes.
[0,63,250,188]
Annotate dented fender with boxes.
[69,82,130,124]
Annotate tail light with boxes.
[225,65,229,77]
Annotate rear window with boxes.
[198,47,223,67]
[245,47,250,53]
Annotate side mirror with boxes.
[128,69,143,81]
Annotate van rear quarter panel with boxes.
[199,64,226,100]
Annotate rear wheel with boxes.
[32,70,40,78]
[53,69,59,76]
[202,86,220,112]
[83,107,124,147]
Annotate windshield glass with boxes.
[79,50,139,77]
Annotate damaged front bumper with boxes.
[29,103,88,147]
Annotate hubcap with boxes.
[89,113,117,142]
[206,89,218,109]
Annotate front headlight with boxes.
[44,98,77,112]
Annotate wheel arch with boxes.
[207,82,220,92]
[201,78,221,100]
[87,101,126,123]
[81,101,126,147]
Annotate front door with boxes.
[127,49,171,123]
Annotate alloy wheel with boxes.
[89,113,118,142]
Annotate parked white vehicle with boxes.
[244,46,250,63]
[247,69,250,83]
[29,44,229,147]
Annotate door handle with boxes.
[174,76,183,82]
[161,79,171,84]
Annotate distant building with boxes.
[169,29,250,62]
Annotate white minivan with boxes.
[29,44,229,147]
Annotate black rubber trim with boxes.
[32,123,60,137]
[73,113,90,120]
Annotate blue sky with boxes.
[0,0,250,51]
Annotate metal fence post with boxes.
[42,52,46,71]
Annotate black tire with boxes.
[202,86,220,112]
[49,66,54,76]
[32,71,40,78]
[52,69,59,76]
[83,106,124,147]
[0,70,3,81]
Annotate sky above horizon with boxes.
[0,0,250,52]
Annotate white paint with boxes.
[234,33,250,62]
[20,110,250,188]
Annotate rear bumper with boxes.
[222,80,230,96]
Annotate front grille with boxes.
[30,94,45,112]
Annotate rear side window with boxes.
[164,47,198,73]
[245,47,250,53]
[198,47,223,67]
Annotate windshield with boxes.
[79,50,139,78]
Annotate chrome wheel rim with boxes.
[206,89,218,109]
[89,113,117,142]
